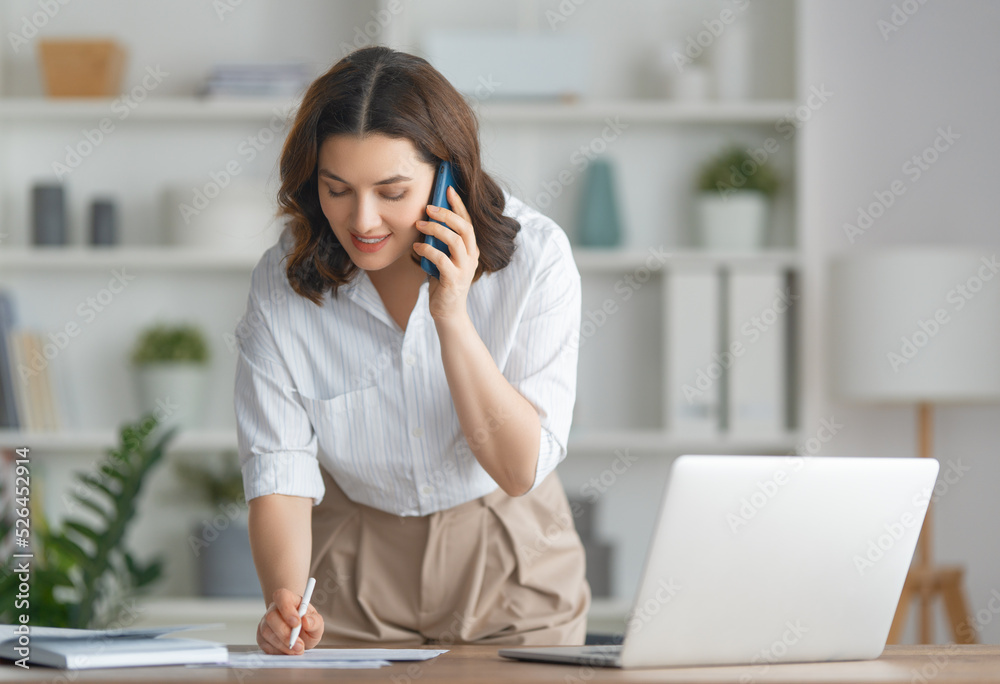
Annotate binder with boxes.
[725,267,790,438]
[666,267,721,438]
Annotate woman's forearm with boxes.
[247,493,314,605]
[435,315,542,496]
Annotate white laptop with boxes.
[500,454,938,669]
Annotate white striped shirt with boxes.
[234,192,581,516]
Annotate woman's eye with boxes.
[326,187,348,198]
[383,192,406,202]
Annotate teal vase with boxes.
[578,158,622,247]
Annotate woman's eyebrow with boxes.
[317,170,412,186]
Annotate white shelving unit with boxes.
[0,0,803,604]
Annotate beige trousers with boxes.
[308,464,590,646]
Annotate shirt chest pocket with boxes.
[299,386,386,463]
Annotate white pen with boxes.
[288,576,316,650]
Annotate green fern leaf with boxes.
[69,493,111,522]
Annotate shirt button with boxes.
[412,426,424,438]
[421,485,433,496]
[404,354,417,367]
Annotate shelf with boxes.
[0,427,802,454]
[0,245,799,272]
[0,97,299,121]
[0,428,238,453]
[0,96,797,124]
[0,246,263,271]
[571,248,800,272]
[566,429,802,453]
[475,99,799,124]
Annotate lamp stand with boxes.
[887,403,976,644]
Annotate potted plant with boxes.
[0,415,177,627]
[130,323,210,433]
[695,146,780,251]
[174,450,259,598]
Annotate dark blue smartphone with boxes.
[421,160,456,279]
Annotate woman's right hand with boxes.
[256,587,325,655]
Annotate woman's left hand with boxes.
[414,185,480,324]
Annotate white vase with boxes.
[697,192,769,251]
[162,179,282,255]
[133,362,209,432]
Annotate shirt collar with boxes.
[341,268,430,334]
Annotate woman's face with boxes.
[316,133,436,275]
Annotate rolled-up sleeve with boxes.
[234,287,325,506]
[504,228,582,493]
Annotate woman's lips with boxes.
[350,233,390,253]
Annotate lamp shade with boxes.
[829,247,1000,404]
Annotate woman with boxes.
[234,45,588,653]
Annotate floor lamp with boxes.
[829,247,1000,644]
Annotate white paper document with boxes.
[222,648,447,669]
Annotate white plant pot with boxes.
[133,362,209,432]
[697,192,770,251]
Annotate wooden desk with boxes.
[2,644,999,683]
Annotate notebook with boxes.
[0,624,228,669]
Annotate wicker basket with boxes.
[38,39,126,97]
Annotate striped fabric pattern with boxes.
[234,192,581,516]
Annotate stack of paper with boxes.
[221,648,447,670]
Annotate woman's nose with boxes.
[352,194,382,233]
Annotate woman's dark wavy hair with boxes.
[278,46,520,306]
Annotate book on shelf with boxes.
[0,290,19,429]
[0,289,64,432]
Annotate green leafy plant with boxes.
[697,145,780,198]
[173,450,245,508]
[0,415,178,628]
[130,323,209,365]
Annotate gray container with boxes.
[32,184,67,245]
[196,518,261,597]
[90,198,118,246]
